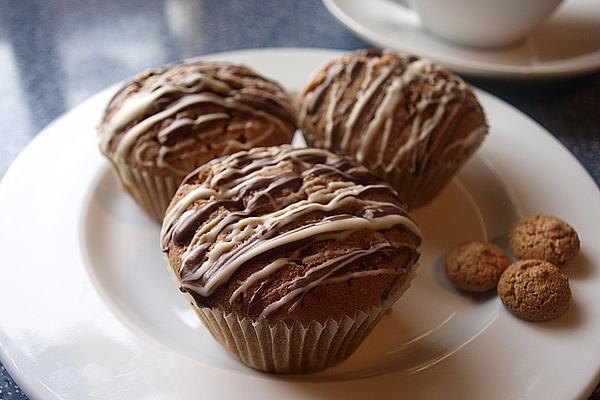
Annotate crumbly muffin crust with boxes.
[509,214,580,266]
[161,146,421,323]
[497,259,571,321]
[98,61,297,220]
[100,61,296,174]
[298,49,488,208]
[445,241,510,292]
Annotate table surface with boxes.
[0,1,598,399]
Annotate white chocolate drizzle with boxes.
[98,62,296,190]
[160,146,420,316]
[299,49,487,179]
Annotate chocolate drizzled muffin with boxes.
[98,61,296,221]
[161,146,421,373]
[298,49,488,208]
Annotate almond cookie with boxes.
[509,214,580,266]
[298,49,488,208]
[98,61,296,221]
[445,241,510,292]
[497,259,571,321]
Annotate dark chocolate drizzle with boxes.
[160,146,421,313]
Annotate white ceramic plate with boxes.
[0,48,599,400]
[323,0,600,78]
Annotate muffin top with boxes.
[497,259,571,322]
[509,214,580,266]
[298,49,487,177]
[445,241,510,292]
[98,61,296,182]
[160,146,421,322]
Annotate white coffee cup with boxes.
[396,0,563,47]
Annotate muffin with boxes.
[298,49,488,208]
[497,259,571,322]
[160,146,421,373]
[98,61,296,221]
[509,214,580,266]
[445,241,510,292]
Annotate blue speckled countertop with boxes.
[0,1,598,399]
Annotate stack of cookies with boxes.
[97,49,490,373]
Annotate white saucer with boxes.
[0,48,599,400]
[323,0,600,78]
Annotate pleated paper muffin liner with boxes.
[391,160,472,209]
[109,162,181,222]
[193,269,417,374]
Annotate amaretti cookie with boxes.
[445,241,510,292]
[497,260,571,321]
[509,214,580,266]
[98,61,296,221]
[160,146,421,373]
[298,49,488,208]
